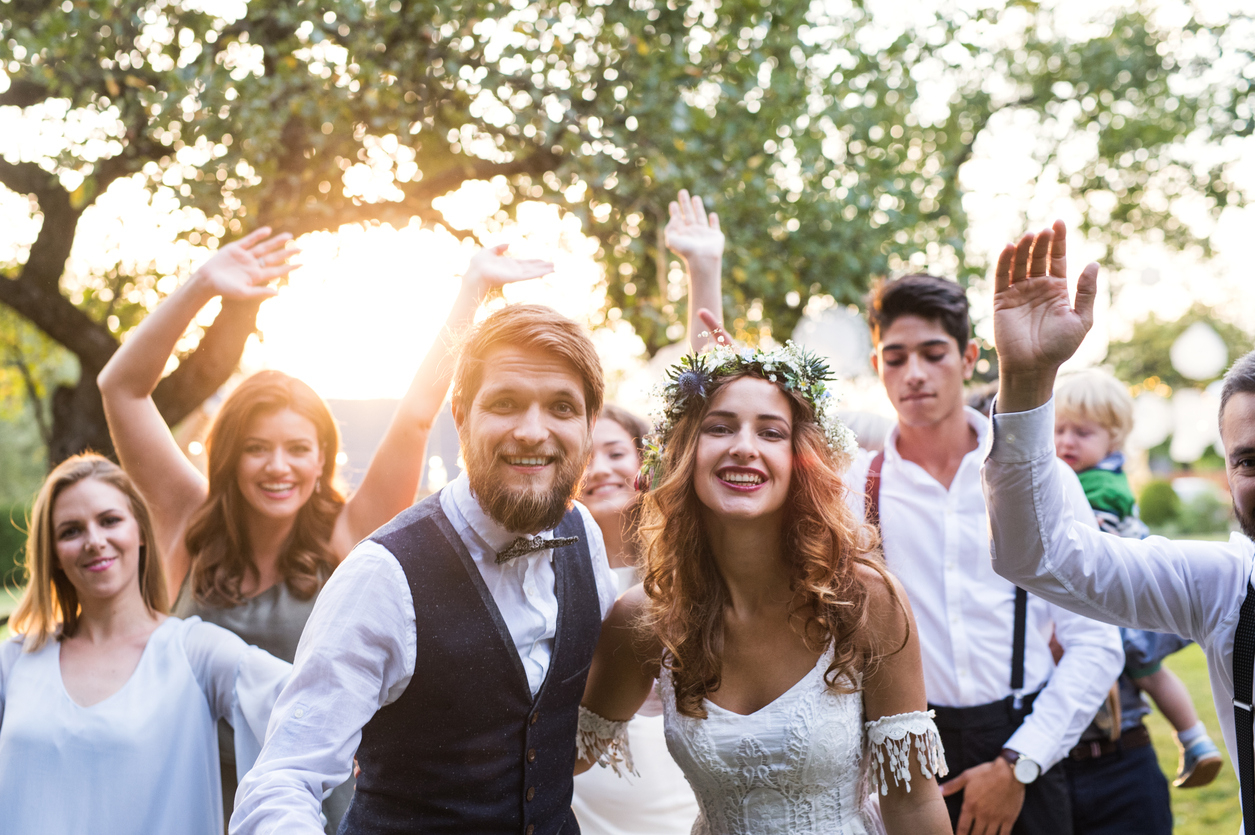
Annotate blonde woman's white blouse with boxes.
[0,615,290,835]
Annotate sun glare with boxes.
[243,193,616,400]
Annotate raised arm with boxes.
[665,190,726,353]
[98,228,298,577]
[332,246,554,550]
[983,219,1252,648]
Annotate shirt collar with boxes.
[445,472,561,555]
[883,406,992,464]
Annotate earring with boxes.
[314,477,322,494]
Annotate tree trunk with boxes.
[49,374,114,464]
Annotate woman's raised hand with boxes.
[665,189,724,263]
[463,244,555,299]
[192,227,300,301]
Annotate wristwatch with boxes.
[1000,748,1041,784]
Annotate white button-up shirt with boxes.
[231,474,618,835]
[984,398,1255,819]
[846,407,1124,769]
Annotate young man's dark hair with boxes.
[867,274,971,350]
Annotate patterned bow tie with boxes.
[496,535,579,564]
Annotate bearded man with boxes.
[233,304,617,835]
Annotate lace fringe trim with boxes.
[864,709,948,795]
[576,706,638,778]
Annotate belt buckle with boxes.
[1090,741,1103,759]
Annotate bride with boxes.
[576,337,951,834]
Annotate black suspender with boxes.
[864,453,1029,698]
[1011,586,1028,706]
[1234,581,1255,835]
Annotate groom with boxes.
[232,304,618,835]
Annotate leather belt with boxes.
[1068,723,1151,761]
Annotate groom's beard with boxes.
[463,437,591,534]
[1238,504,1255,541]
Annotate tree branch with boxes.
[278,148,563,238]
[0,79,49,108]
[4,346,52,445]
[0,276,118,371]
[151,298,263,427]
[0,158,83,293]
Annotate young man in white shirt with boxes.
[846,274,1123,835]
[982,220,1255,832]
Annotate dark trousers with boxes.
[1064,736,1171,835]
[932,694,1073,835]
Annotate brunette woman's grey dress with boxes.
[175,579,354,833]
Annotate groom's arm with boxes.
[230,542,416,834]
[982,220,1254,643]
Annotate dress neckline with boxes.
[55,615,176,709]
[702,645,833,718]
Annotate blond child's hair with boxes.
[1055,369,1135,450]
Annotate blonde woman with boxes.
[0,455,289,835]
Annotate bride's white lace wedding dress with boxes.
[580,646,946,835]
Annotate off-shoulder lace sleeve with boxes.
[864,709,947,795]
[577,706,637,778]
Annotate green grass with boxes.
[0,585,21,642]
[1145,642,1241,833]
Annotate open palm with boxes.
[665,189,724,262]
[464,244,554,298]
[195,227,299,301]
[992,220,1098,376]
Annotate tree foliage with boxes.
[1106,302,1253,392]
[0,0,1250,461]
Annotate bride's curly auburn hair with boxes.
[638,372,906,719]
[184,371,345,607]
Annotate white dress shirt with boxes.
[846,407,1124,770]
[231,474,618,835]
[984,398,1254,819]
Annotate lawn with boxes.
[1146,641,1242,833]
[0,585,18,642]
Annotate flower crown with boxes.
[637,341,858,491]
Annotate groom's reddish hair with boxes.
[452,304,605,419]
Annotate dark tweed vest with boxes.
[338,492,602,835]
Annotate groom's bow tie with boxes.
[496,534,579,564]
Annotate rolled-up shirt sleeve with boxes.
[230,542,417,835]
[1005,599,1123,769]
[983,397,1253,644]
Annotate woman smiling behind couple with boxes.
[575,193,951,834]
[96,227,553,829]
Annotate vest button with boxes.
[527,748,536,763]
[526,786,536,802]
[526,826,535,835]
[530,712,538,725]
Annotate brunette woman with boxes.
[97,228,551,828]
[0,455,289,835]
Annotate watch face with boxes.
[1013,757,1041,784]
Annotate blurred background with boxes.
[1,3,1253,823]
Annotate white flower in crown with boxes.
[636,340,858,491]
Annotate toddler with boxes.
[1055,369,1224,788]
